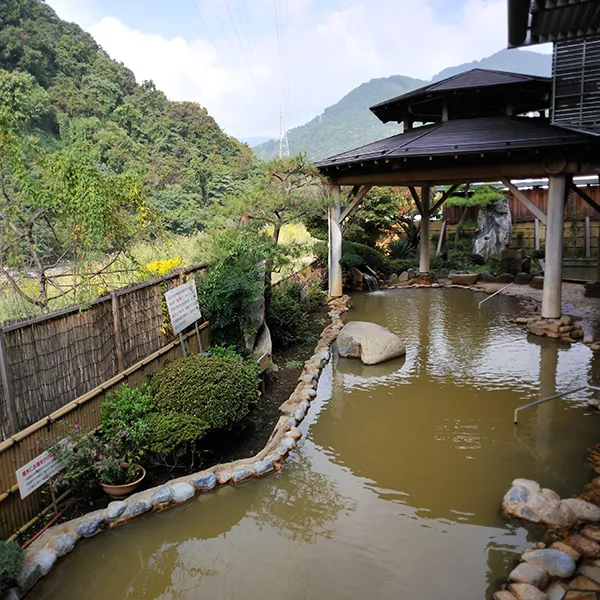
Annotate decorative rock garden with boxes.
[511,314,585,343]
[9,295,352,599]
[496,478,600,600]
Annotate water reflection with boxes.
[31,289,600,600]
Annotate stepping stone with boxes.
[568,575,600,591]
[546,582,568,600]
[524,550,577,578]
[509,563,549,589]
[578,563,600,585]
[564,534,600,559]
[581,526,600,543]
[509,582,549,600]
[563,592,598,600]
[495,592,518,600]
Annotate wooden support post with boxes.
[339,185,373,222]
[420,186,431,273]
[111,292,124,372]
[328,184,343,297]
[534,219,540,251]
[436,221,446,257]
[0,329,19,436]
[502,177,547,224]
[586,215,591,258]
[542,175,567,319]
[597,226,600,282]
[408,186,423,214]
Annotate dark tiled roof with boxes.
[509,0,600,47]
[370,69,551,123]
[315,116,591,168]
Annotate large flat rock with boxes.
[337,321,406,365]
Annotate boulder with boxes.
[585,282,600,298]
[530,276,544,290]
[473,197,513,257]
[561,499,600,522]
[451,273,479,286]
[337,321,406,365]
[563,534,600,559]
[515,273,533,284]
[523,549,576,579]
[509,563,549,589]
[508,583,548,600]
[398,271,409,282]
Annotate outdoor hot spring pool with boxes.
[30,288,600,599]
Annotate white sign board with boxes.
[164,280,202,335]
[16,439,69,499]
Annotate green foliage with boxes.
[483,254,502,275]
[138,412,209,456]
[0,540,23,595]
[444,251,484,271]
[446,185,504,207]
[149,355,260,431]
[388,239,415,260]
[532,248,545,259]
[100,384,154,461]
[344,242,391,275]
[209,344,244,360]
[388,258,418,273]
[455,220,478,234]
[500,256,521,275]
[267,280,309,350]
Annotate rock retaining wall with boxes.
[10,295,352,599]
[497,478,600,600]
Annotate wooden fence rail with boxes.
[0,263,207,441]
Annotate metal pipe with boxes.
[478,282,514,309]
[513,384,600,424]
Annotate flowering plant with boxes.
[50,424,142,493]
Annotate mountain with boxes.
[0,0,255,235]
[431,48,551,81]
[254,49,552,162]
[239,135,272,147]
[253,75,426,162]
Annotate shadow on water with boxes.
[31,289,600,600]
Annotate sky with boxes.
[45,0,548,140]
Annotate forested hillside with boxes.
[254,75,426,161]
[0,0,257,235]
[254,49,551,162]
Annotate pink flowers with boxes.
[74,423,81,430]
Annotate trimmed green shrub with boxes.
[139,412,209,456]
[149,355,260,431]
[0,541,23,595]
[388,239,415,260]
[267,280,309,350]
[350,242,390,274]
[500,256,521,275]
[388,258,418,273]
[532,247,545,260]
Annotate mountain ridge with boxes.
[254,48,552,162]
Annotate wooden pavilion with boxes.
[316,64,600,319]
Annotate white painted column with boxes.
[328,185,343,297]
[541,176,566,319]
[419,185,431,273]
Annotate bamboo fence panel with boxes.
[0,265,206,441]
[0,326,208,541]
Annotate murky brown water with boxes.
[31,289,600,600]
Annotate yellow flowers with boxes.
[142,257,183,277]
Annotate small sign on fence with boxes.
[164,280,202,335]
[16,438,69,499]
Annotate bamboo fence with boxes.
[0,264,209,539]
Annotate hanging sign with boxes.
[164,280,202,335]
[16,438,69,499]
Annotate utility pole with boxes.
[278,103,290,159]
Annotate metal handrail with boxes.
[514,384,600,424]
[478,282,515,309]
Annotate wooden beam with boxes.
[326,161,583,187]
[430,183,460,215]
[408,186,423,214]
[501,177,547,224]
[340,185,373,222]
[436,221,446,257]
[569,181,600,214]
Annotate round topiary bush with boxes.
[149,355,260,431]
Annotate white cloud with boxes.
[49,0,514,138]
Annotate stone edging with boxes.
[496,478,600,599]
[10,295,352,599]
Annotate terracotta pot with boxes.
[99,465,146,499]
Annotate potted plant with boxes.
[50,424,146,499]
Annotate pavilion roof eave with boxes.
[319,155,600,188]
